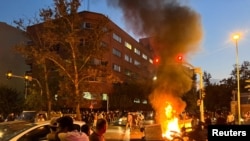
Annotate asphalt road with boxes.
[105,125,144,141]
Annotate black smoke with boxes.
[107,0,203,120]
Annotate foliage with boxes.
[14,0,112,120]
[182,73,199,114]
[24,87,45,111]
[203,61,250,112]
[0,85,24,117]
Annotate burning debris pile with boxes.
[107,0,203,139]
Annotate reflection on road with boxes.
[105,125,143,141]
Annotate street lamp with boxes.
[233,34,241,124]
[6,72,43,96]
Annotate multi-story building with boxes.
[0,22,30,92]
[80,11,156,82]
[26,11,157,109]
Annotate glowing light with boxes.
[233,34,239,40]
[162,104,180,140]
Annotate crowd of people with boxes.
[47,116,107,141]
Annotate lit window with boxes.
[125,41,132,50]
[142,54,148,60]
[124,69,132,76]
[142,100,148,104]
[149,58,153,64]
[134,98,140,103]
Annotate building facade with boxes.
[25,11,157,110]
[0,22,30,92]
[79,11,156,82]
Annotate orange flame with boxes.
[162,104,181,140]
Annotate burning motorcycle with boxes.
[170,126,207,141]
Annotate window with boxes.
[134,60,140,66]
[91,58,101,65]
[134,98,140,103]
[100,41,107,48]
[124,69,132,76]
[113,33,122,43]
[112,48,121,57]
[142,99,148,104]
[149,58,153,64]
[125,41,132,50]
[18,125,51,141]
[142,54,148,60]
[124,54,133,63]
[134,48,140,55]
[82,22,92,29]
[113,64,121,72]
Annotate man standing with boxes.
[125,112,133,131]
[89,118,107,141]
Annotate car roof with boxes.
[0,120,86,141]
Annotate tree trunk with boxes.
[43,64,52,119]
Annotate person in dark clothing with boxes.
[216,114,227,125]
[81,124,91,136]
[89,118,107,141]
[189,121,207,141]
[205,115,212,127]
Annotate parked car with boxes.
[18,111,48,122]
[0,119,85,141]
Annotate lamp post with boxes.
[233,34,241,124]
[6,71,43,96]
[181,63,204,122]
[194,67,204,122]
[25,75,43,96]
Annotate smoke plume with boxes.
[107,0,203,122]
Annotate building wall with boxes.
[78,11,156,82]
[0,22,30,92]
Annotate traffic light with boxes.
[197,99,201,106]
[24,74,32,81]
[176,55,183,62]
[201,89,206,98]
[6,71,12,79]
[154,57,160,64]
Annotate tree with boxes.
[0,85,24,117]
[182,73,199,114]
[201,61,250,112]
[14,0,112,120]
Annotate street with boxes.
[105,125,144,141]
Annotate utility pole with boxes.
[194,67,205,122]
[181,64,205,122]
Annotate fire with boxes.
[162,104,181,140]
